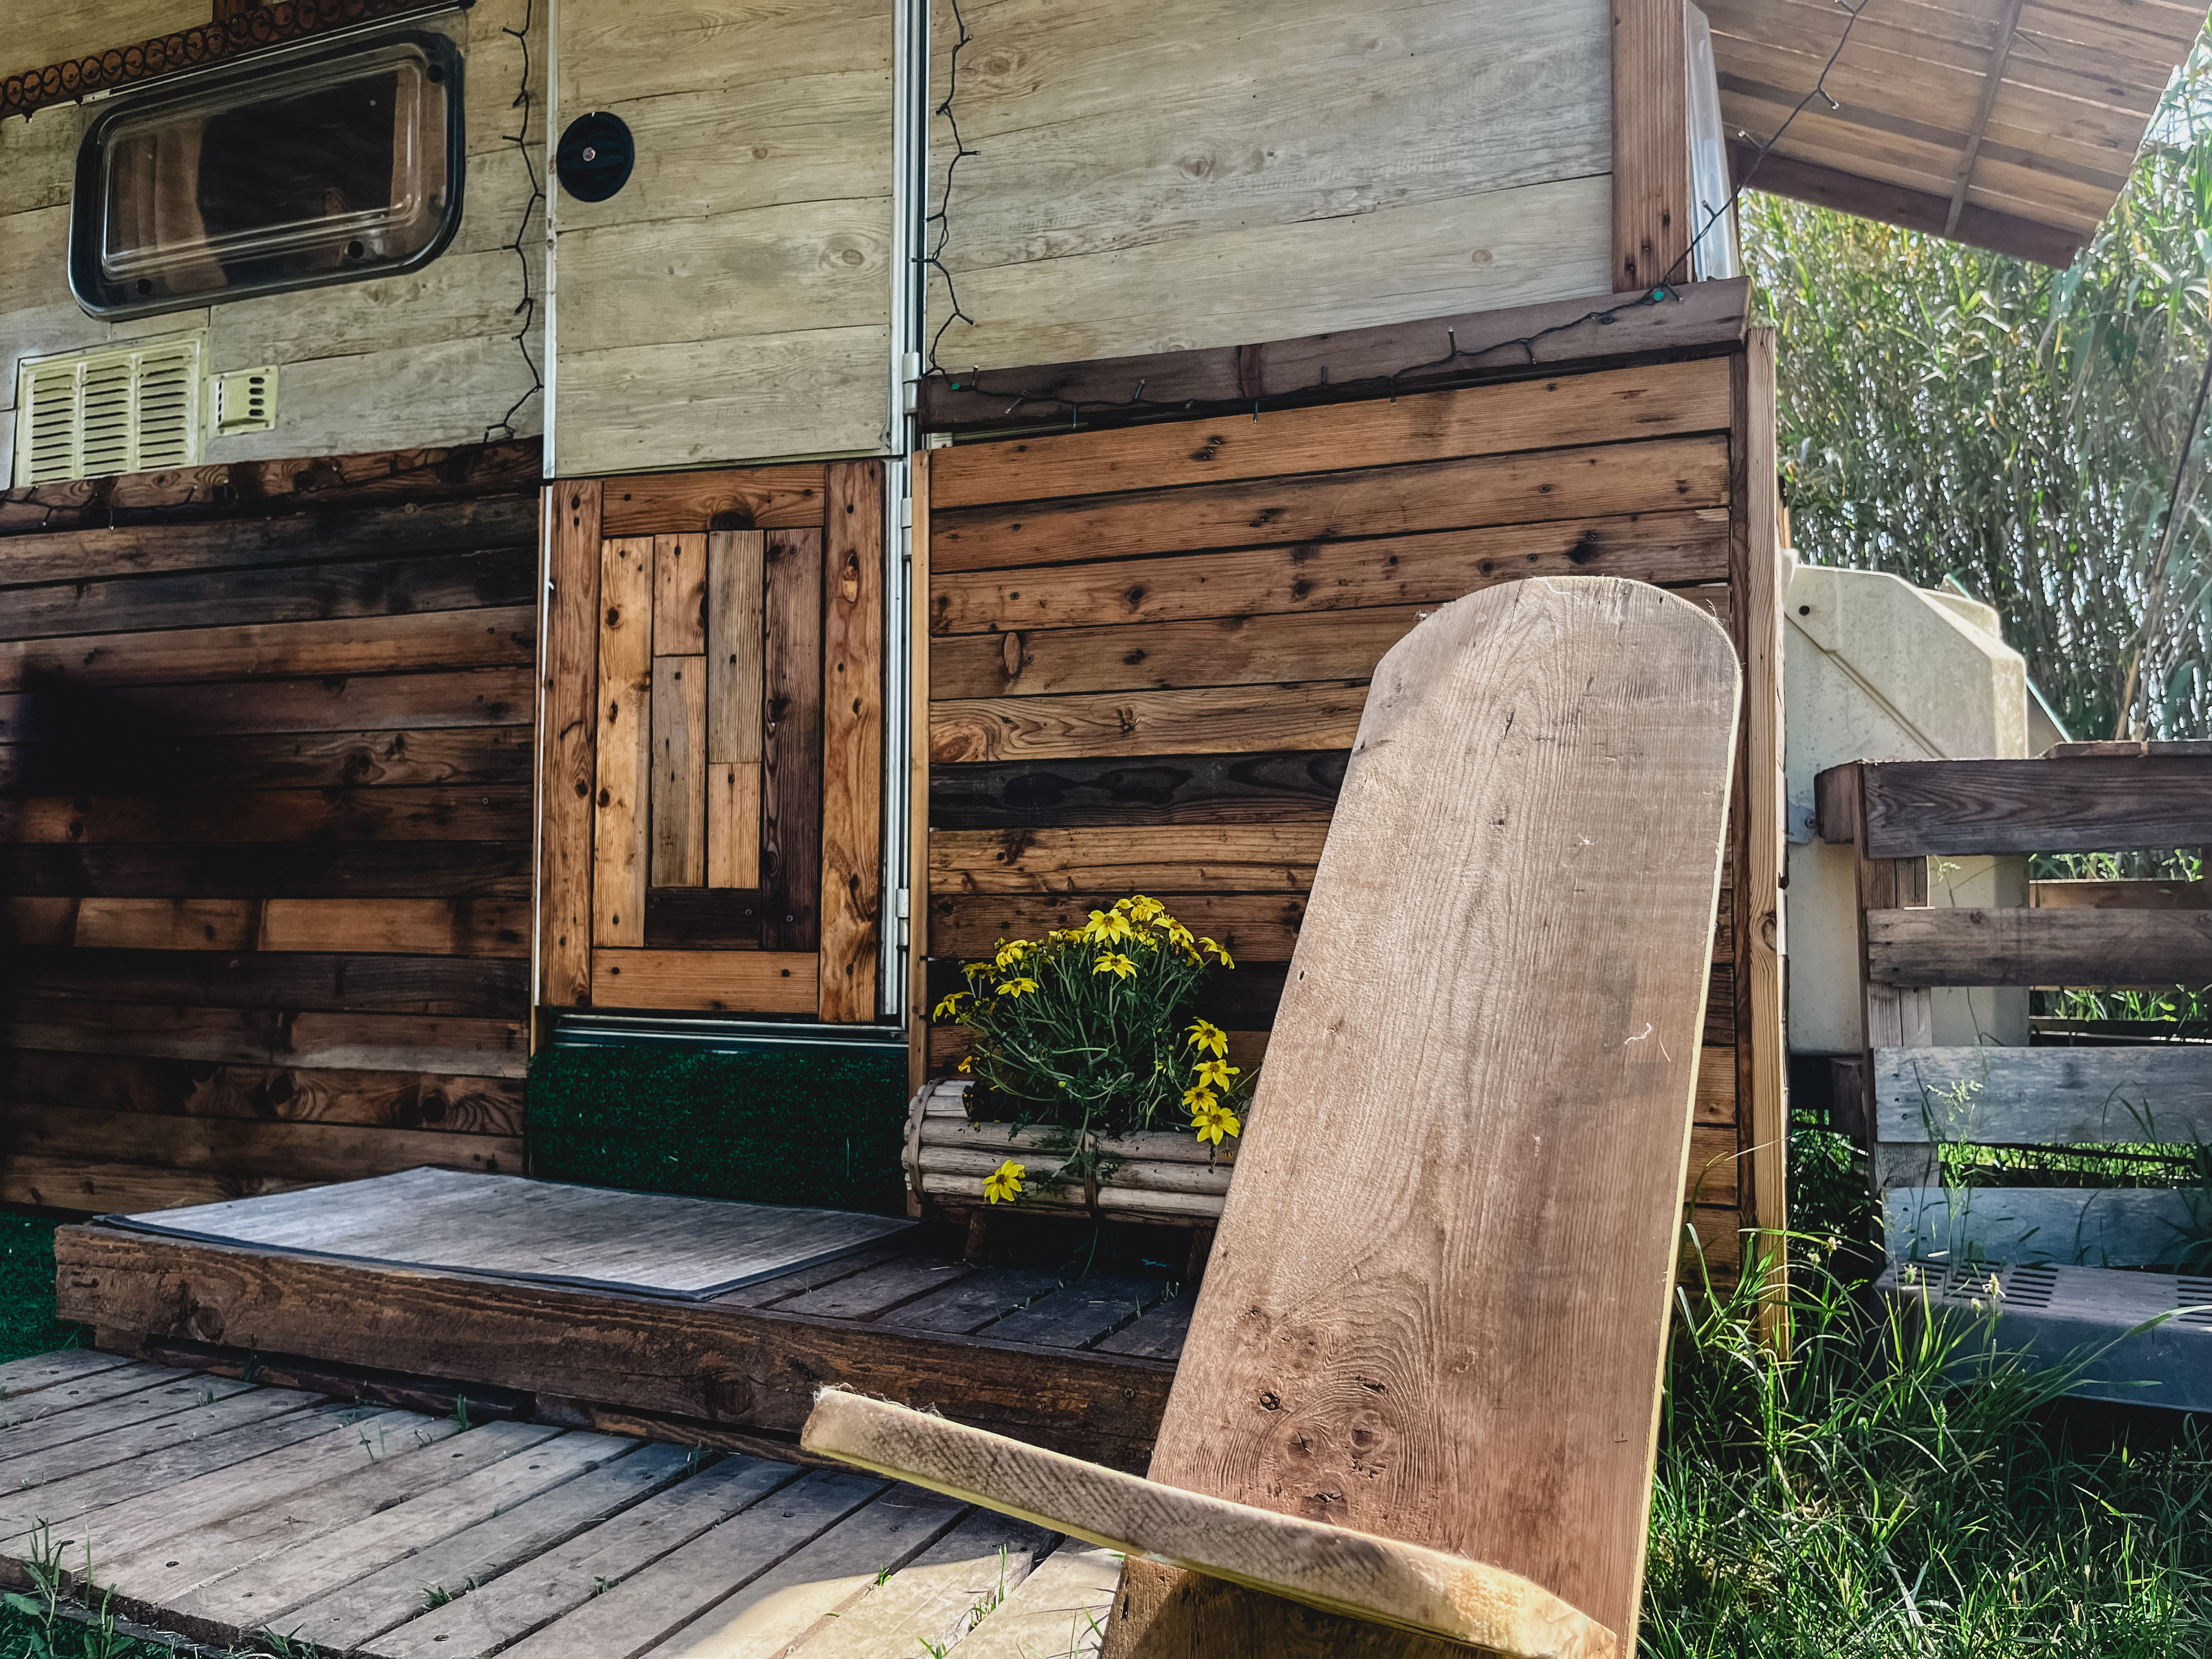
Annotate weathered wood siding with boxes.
[0,446,538,1212]
[547,0,898,475]
[926,0,1614,373]
[0,0,545,481]
[921,355,1770,1276]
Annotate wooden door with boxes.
[539,462,885,1021]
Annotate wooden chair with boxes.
[805,577,1741,1658]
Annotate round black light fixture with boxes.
[556,111,635,203]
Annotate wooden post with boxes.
[1611,0,1692,291]
[1736,328,1788,1331]
[909,452,935,1096]
[819,460,885,1021]
[538,480,603,1011]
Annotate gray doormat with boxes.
[101,1167,917,1300]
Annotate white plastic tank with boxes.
[1785,554,2035,1055]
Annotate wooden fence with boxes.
[1817,746,2212,1269]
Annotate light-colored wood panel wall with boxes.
[5,1,205,80]
[926,0,1613,372]
[548,0,896,476]
[0,0,545,473]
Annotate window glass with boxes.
[72,31,462,318]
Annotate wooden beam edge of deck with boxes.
[53,1226,1173,1471]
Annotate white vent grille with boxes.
[14,336,204,487]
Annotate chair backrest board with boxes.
[1109,576,1740,1656]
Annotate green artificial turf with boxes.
[527,1045,911,1215]
[0,1214,88,1368]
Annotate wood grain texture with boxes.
[3,843,532,900]
[644,885,766,950]
[1831,756,2212,857]
[6,949,528,1018]
[0,608,537,692]
[649,657,707,889]
[929,682,1369,766]
[932,751,1347,831]
[707,531,768,765]
[930,360,1731,511]
[0,1105,520,1188]
[707,764,763,891]
[910,453,935,1097]
[930,893,1306,962]
[927,510,1732,636]
[0,727,531,796]
[2032,879,2208,909]
[1865,907,2212,988]
[14,897,528,957]
[930,435,1731,574]
[54,1228,1176,1470]
[1,1048,524,1135]
[592,537,655,948]
[1613,0,1691,289]
[803,1392,1613,1658]
[590,950,820,1014]
[932,826,1329,894]
[1136,579,1737,1652]
[0,789,528,844]
[6,1002,526,1078]
[1872,1045,2212,1148]
[600,467,827,539]
[820,461,885,1021]
[917,281,1749,433]
[763,529,825,953]
[653,535,708,655]
[0,669,535,742]
[540,480,602,1008]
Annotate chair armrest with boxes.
[800,1388,1614,1659]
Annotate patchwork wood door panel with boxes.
[539,466,884,1020]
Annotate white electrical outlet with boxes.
[213,366,279,435]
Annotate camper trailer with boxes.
[1,0,2192,1483]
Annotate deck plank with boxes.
[945,1541,1121,1658]
[498,1468,887,1659]
[713,1238,924,1308]
[0,1369,243,1466]
[980,1278,1166,1350]
[369,1457,803,1659]
[782,1510,1058,1658]
[0,1401,354,1550]
[280,1442,697,1655]
[1092,1291,1195,1361]
[637,1486,969,1657]
[770,1257,975,1322]
[0,1350,142,1401]
[167,1427,626,1645]
[49,1409,456,1602]
[877,1269,1066,1336]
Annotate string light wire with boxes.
[484,0,545,445]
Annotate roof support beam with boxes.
[1613,0,1693,290]
[1944,0,2029,237]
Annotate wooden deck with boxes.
[54,1220,1193,1472]
[0,1347,1125,1657]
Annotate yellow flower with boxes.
[1195,1057,1240,1091]
[932,991,967,1020]
[1199,936,1235,968]
[996,976,1039,998]
[983,1159,1025,1204]
[993,939,1030,969]
[1164,919,1200,960]
[1092,952,1138,980]
[1187,1018,1229,1058]
[1081,909,1136,945]
[1121,895,1166,925]
[963,960,994,981]
[1191,1101,1243,1145]
[1181,1084,1217,1114]
[956,1054,973,1074]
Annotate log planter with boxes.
[903,1080,1239,1235]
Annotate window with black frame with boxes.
[70,29,464,319]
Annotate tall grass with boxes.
[1744,47,2212,742]
[1646,1250,2212,1656]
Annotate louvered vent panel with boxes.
[12,336,204,487]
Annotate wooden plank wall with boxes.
[538,464,887,1022]
[0,0,545,483]
[926,0,1614,373]
[918,352,1784,1278]
[0,447,541,1213]
[548,0,896,475]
